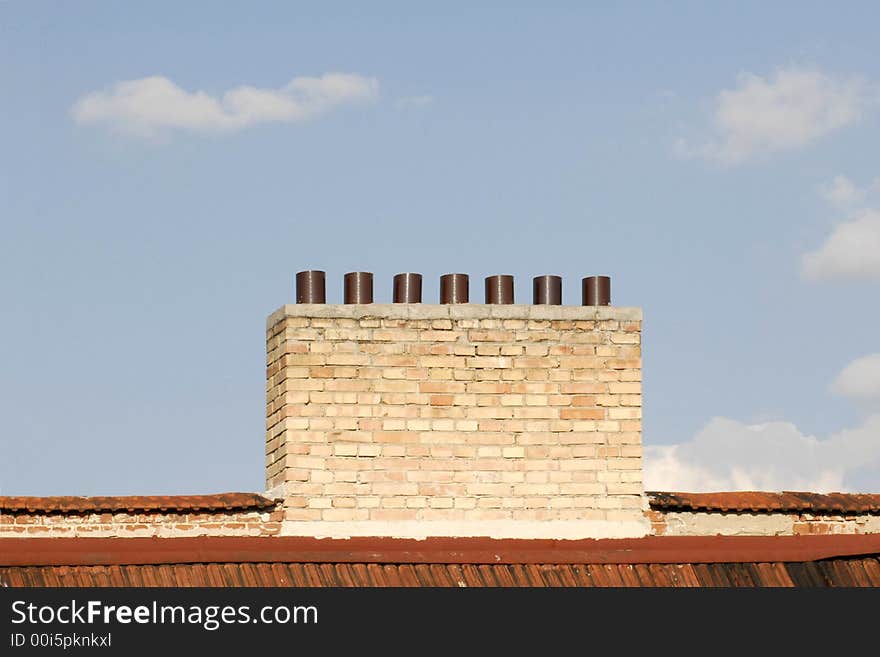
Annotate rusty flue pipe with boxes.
[344,272,374,304]
[582,275,611,306]
[533,275,562,305]
[485,275,514,304]
[393,273,422,303]
[440,273,469,304]
[296,270,326,304]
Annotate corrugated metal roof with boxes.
[2,559,878,587]
[0,492,277,514]
[648,491,880,514]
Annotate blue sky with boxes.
[2,2,879,495]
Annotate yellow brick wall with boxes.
[265,304,647,539]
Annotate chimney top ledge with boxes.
[268,304,641,329]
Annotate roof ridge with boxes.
[647,491,880,514]
[0,492,279,514]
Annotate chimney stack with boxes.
[266,270,643,539]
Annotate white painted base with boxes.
[279,519,650,540]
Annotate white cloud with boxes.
[681,68,870,164]
[831,353,880,402]
[644,415,880,493]
[819,174,866,207]
[71,73,379,137]
[801,208,880,280]
[394,95,434,109]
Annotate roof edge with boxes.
[0,493,279,514]
[2,535,879,567]
[648,491,880,514]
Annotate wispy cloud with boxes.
[819,174,866,207]
[818,174,880,208]
[71,73,379,138]
[644,415,880,493]
[678,68,871,164]
[801,208,880,281]
[394,94,434,109]
[830,353,880,404]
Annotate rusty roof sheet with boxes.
[3,535,880,567]
[2,536,878,587]
[0,492,277,514]
[2,559,878,587]
[648,491,880,514]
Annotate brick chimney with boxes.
[265,284,646,539]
